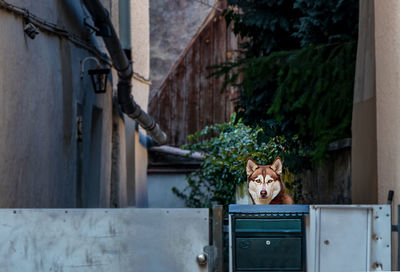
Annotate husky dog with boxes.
[246,157,294,205]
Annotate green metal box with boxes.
[229,205,309,271]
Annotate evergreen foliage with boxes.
[175,0,359,208]
[293,0,359,46]
[225,0,358,54]
[224,0,301,56]
[214,42,356,167]
[218,0,358,170]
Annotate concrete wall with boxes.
[352,0,400,267]
[149,0,215,100]
[352,0,400,207]
[147,173,187,208]
[0,11,74,207]
[0,0,138,208]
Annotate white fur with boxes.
[248,174,282,205]
[271,158,282,175]
[246,159,258,176]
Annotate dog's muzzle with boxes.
[260,189,267,198]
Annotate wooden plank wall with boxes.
[149,1,237,147]
[299,147,351,204]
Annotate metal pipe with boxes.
[83,0,167,145]
[119,0,131,51]
[149,145,204,161]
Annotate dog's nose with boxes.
[260,189,267,197]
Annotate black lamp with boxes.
[88,68,110,94]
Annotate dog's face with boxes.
[246,157,283,205]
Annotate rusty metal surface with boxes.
[0,208,209,271]
[149,0,237,146]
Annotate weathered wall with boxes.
[0,0,120,208]
[149,0,216,98]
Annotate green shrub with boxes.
[172,118,299,208]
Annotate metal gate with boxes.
[0,208,212,271]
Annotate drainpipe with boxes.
[118,0,131,52]
[83,0,167,145]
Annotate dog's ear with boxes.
[246,158,259,177]
[271,157,283,175]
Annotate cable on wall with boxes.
[0,0,151,85]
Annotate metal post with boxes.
[212,205,223,272]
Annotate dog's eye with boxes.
[268,179,273,183]
[255,178,262,183]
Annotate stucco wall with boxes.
[128,0,150,207]
[375,0,400,268]
[149,0,215,99]
[0,1,118,207]
[375,0,400,207]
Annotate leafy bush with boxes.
[172,119,299,208]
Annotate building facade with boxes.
[0,0,157,208]
[352,0,400,267]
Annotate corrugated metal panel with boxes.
[149,0,237,146]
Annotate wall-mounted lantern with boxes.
[88,68,110,94]
[80,56,110,94]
